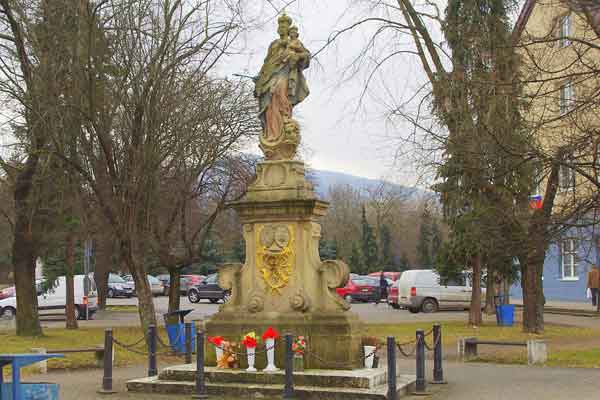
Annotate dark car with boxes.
[107,273,134,298]
[187,274,230,304]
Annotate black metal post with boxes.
[283,333,295,399]
[99,328,115,394]
[431,324,446,384]
[387,336,397,400]
[414,329,427,395]
[148,325,158,377]
[192,330,208,399]
[185,322,192,364]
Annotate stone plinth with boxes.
[126,365,417,400]
[204,158,365,369]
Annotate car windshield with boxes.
[109,275,126,283]
[148,275,159,284]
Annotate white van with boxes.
[396,269,485,313]
[0,275,98,320]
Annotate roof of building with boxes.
[514,0,600,39]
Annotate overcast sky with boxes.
[219,0,434,187]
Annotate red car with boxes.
[0,286,15,300]
[336,276,380,303]
[387,281,400,309]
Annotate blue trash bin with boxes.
[496,304,515,327]
[1,382,59,400]
[166,323,196,353]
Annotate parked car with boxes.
[336,276,381,303]
[107,273,134,298]
[187,274,229,304]
[395,269,486,313]
[181,274,205,294]
[119,274,166,296]
[0,286,15,300]
[387,280,400,309]
[156,274,171,295]
[0,275,98,320]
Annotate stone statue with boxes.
[254,14,310,160]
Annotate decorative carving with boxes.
[264,163,287,186]
[247,294,265,313]
[289,288,310,312]
[259,116,301,160]
[257,224,295,294]
[319,260,351,311]
[218,263,243,310]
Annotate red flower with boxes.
[242,336,257,348]
[262,326,280,341]
[208,336,224,346]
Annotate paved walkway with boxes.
[28,360,600,400]
[511,298,600,311]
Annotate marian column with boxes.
[204,14,364,369]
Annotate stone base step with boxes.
[127,375,417,400]
[160,365,391,389]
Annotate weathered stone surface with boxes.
[127,370,417,400]
[160,366,389,389]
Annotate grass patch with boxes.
[0,326,182,377]
[105,305,139,313]
[366,322,600,368]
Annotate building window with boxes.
[561,239,578,280]
[559,14,572,47]
[558,164,576,191]
[559,82,575,114]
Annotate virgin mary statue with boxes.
[254,13,310,143]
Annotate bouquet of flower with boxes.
[261,326,280,341]
[216,340,239,369]
[292,336,307,355]
[241,331,258,348]
[208,336,224,348]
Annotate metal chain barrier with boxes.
[112,337,149,356]
[423,330,442,351]
[304,346,378,369]
[396,342,417,357]
[208,341,276,357]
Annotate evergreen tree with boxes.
[379,224,393,269]
[399,253,410,271]
[430,221,442,262]
[319,238,338,260]
[360,206,378,272]
[348,242,366,274]
[416,204,432,268]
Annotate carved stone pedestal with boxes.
[204,159,365,369]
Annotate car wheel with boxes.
[421,298,438,313]
[408,307,419,314]
[344,295,353,304]
[1,306,16,319]
[163,287,169,296]
[222,293,231,303]
[391,303,400,310]
[107,289,114,298]
[188,289,200,303]
[209,298,219,304]
[74,306,81,320]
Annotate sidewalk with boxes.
[34,360,600,400]
[511,298,600,311]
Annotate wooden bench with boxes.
[31,346,109,373]
[458,337,547,365]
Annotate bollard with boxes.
[185,322,193,364]
[99,328,116,394]
[431,324,446,384]
[282,333,295,399]
[387,336,397,400]
[192,330,208,399]
[413,329,427,395]
[148,325,158,377]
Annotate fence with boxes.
[98,322,447,398]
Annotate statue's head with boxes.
[277,13,292,37]
[289,26,299,39]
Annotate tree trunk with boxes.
[469,253,482,326]
[484,271,495,315]
[122,248,157,332]
[94,231,113,309]
[65,231,78,329]
[167,266,181,324]
[13,235,41,336]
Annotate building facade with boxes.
[511,0,600,302]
